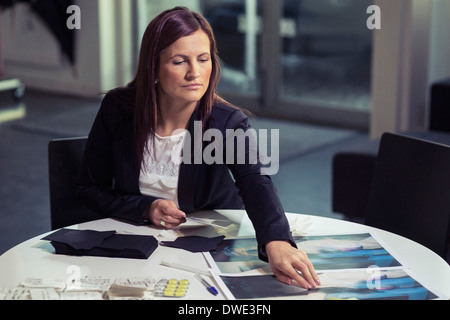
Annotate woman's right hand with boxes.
[145,199,187,229]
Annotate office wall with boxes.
[428,0,450,85]
[0,0,132,97]
[370,0,433,138]
[370,0,450,138]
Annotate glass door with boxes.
[280,0,373,115]
[202,0,262,98]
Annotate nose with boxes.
[186,62,200,80]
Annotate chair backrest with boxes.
[332,152,377,222]
[48,137,100,230]
[365,133,450,260]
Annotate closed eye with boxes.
[198,53,211,63]
[170,53,210,65]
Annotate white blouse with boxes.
[139,130,187,208]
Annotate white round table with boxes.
[0,210,448,299]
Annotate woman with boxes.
[77,6,320,289]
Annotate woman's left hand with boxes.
[265,240,321,289]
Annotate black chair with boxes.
[48,137,100,230]
[332,132,450,223]
[332,152,377,222]
[365,133,450,260]
[429,78,450,133]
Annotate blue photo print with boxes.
[210,233,402,274]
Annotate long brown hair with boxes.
[129,6,230,165]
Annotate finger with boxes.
[160,214,186,228]
[297,251,321,286]
[159,201,186,219]
[271,269,292,286]
[291,254,320,288]
[273,264,311,289]
[288,263,315,289]
[159,220,182,229]
[148,208,181,229]
[159,218,182,229]
[273,252,318,289]
[294,264,315,289]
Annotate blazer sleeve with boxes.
[76,92,155,224]
[223,109,296,261]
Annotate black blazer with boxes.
[76,86,294,258]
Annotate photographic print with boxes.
[219,269,440,300]
[207,233,403,275]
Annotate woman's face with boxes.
[157,30,212,108]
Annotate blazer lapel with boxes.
[178,111,202,212]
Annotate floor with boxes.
[0,88,371,255]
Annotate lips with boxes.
[183,84,203,89]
